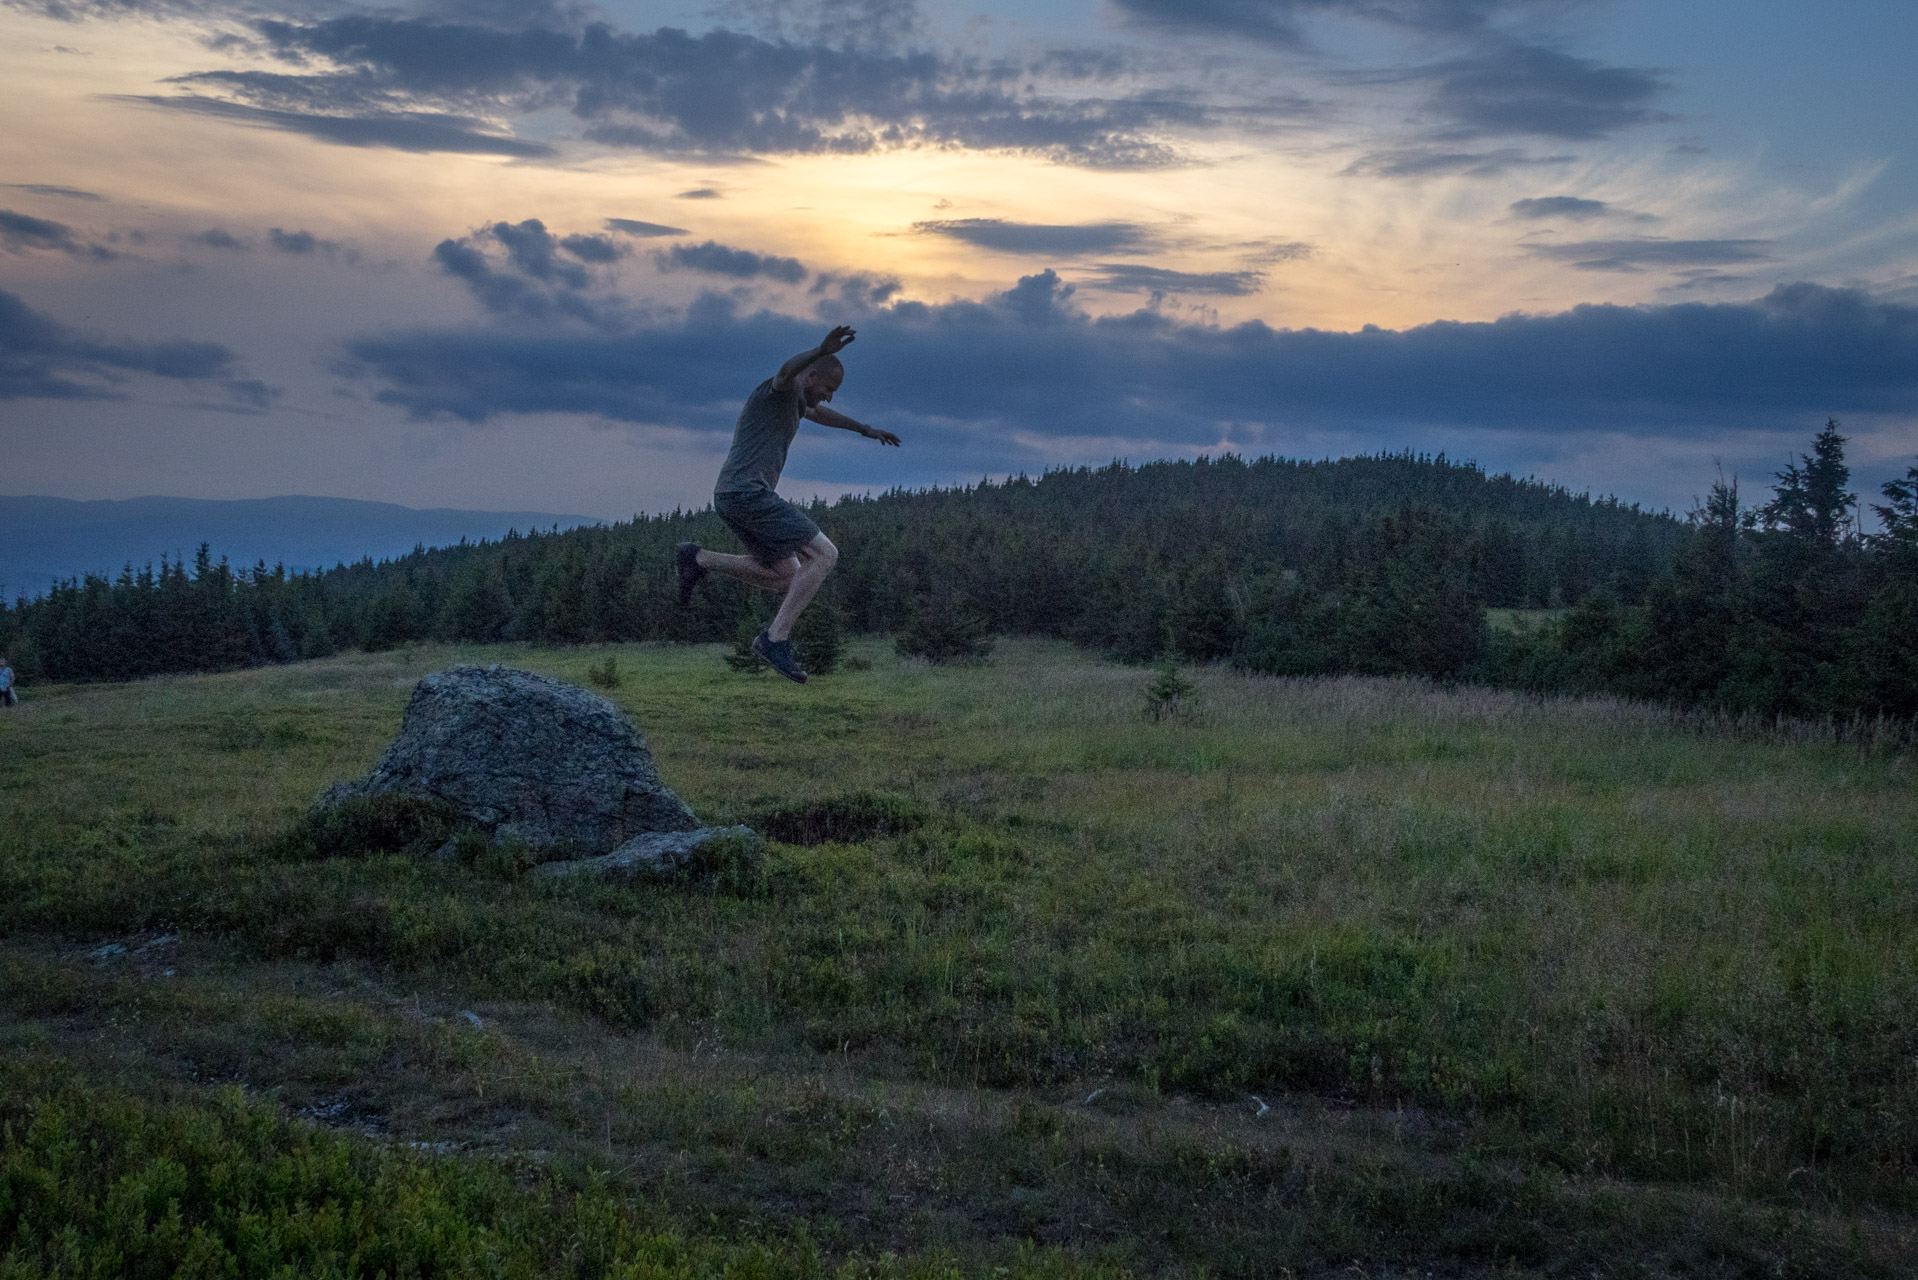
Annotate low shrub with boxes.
[0,1064,1120,1279]
[895,592,994,665]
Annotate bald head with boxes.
[799,355,844,406]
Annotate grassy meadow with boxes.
[3,638,1916,1277]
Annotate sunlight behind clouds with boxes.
[1,0,1912,514]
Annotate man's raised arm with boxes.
[806,402,901,447]
[772,324,857,390]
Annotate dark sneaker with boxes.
[675,542,705,606]
[751,630,808,684]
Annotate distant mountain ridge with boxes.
[0,495,600,600]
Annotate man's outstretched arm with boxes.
[772,324,857,390]
[806,402,901,446]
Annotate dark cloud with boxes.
[1,209,81,253]
[607,218,689,237]
[714,0,924,53]
[0,209,113,259]
[2,183,105,201]
[560,232,622,263]
[0,287,270,407]
[1109,0,1556,45]
[154,16,1214,168]
[913,218,1152,255]
[267,227,334,255]
[340,278,1918,482]
[1508,195,1652,221]
[810,270,903,309]
[1524,237,1773,272]
[655,240,807,284]
[1418,43,1670,140]
[116,93,555,157]
[192,227,247,249]
[1082,264,1266,295]
[432,218,628,325]
[1344,147,1570,178]
[487,218,588,285]
[677,189,722,199]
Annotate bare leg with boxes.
[768,533,838,641]
[696,548,796,592]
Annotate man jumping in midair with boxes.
[676,324,900,683]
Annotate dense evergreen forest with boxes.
[5,431,1915,722]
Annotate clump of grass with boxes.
[756,790,929,846]
[688,828,768,895]
[585,653,623,689]
[300,792,468,860]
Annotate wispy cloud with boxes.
[913,219,1154,255]
[115,93,555,157]
[0,209,113,259]
[1524,237,1774,272]
[606,218,689,238]
[130,15,1229,169]
[1509,195,1654,222]
[1344,147,1572,178]
[1109,0,1568,46]
[0,287,270,407]
[2,183,105,201]
[1082,264,1266,295]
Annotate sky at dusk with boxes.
[3,0,1916,522]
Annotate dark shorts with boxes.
[714,486,822,566]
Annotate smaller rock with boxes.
[529,825,760,882]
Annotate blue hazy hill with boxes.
[1,495,600,600]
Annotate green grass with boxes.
[4,639,1916,1277]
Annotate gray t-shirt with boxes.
[715,377,805,494]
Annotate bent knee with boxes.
[807,535,839,569]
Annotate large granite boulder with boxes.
[314,664,705,857]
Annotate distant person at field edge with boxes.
[675,324,900,683]
[0,656,16,708]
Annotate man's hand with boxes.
[868,427,901,447]
[776,325,858,389]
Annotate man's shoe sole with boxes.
[751,633,808,684]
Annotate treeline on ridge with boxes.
[0,452,1671,677]
[5,435,1915,722]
